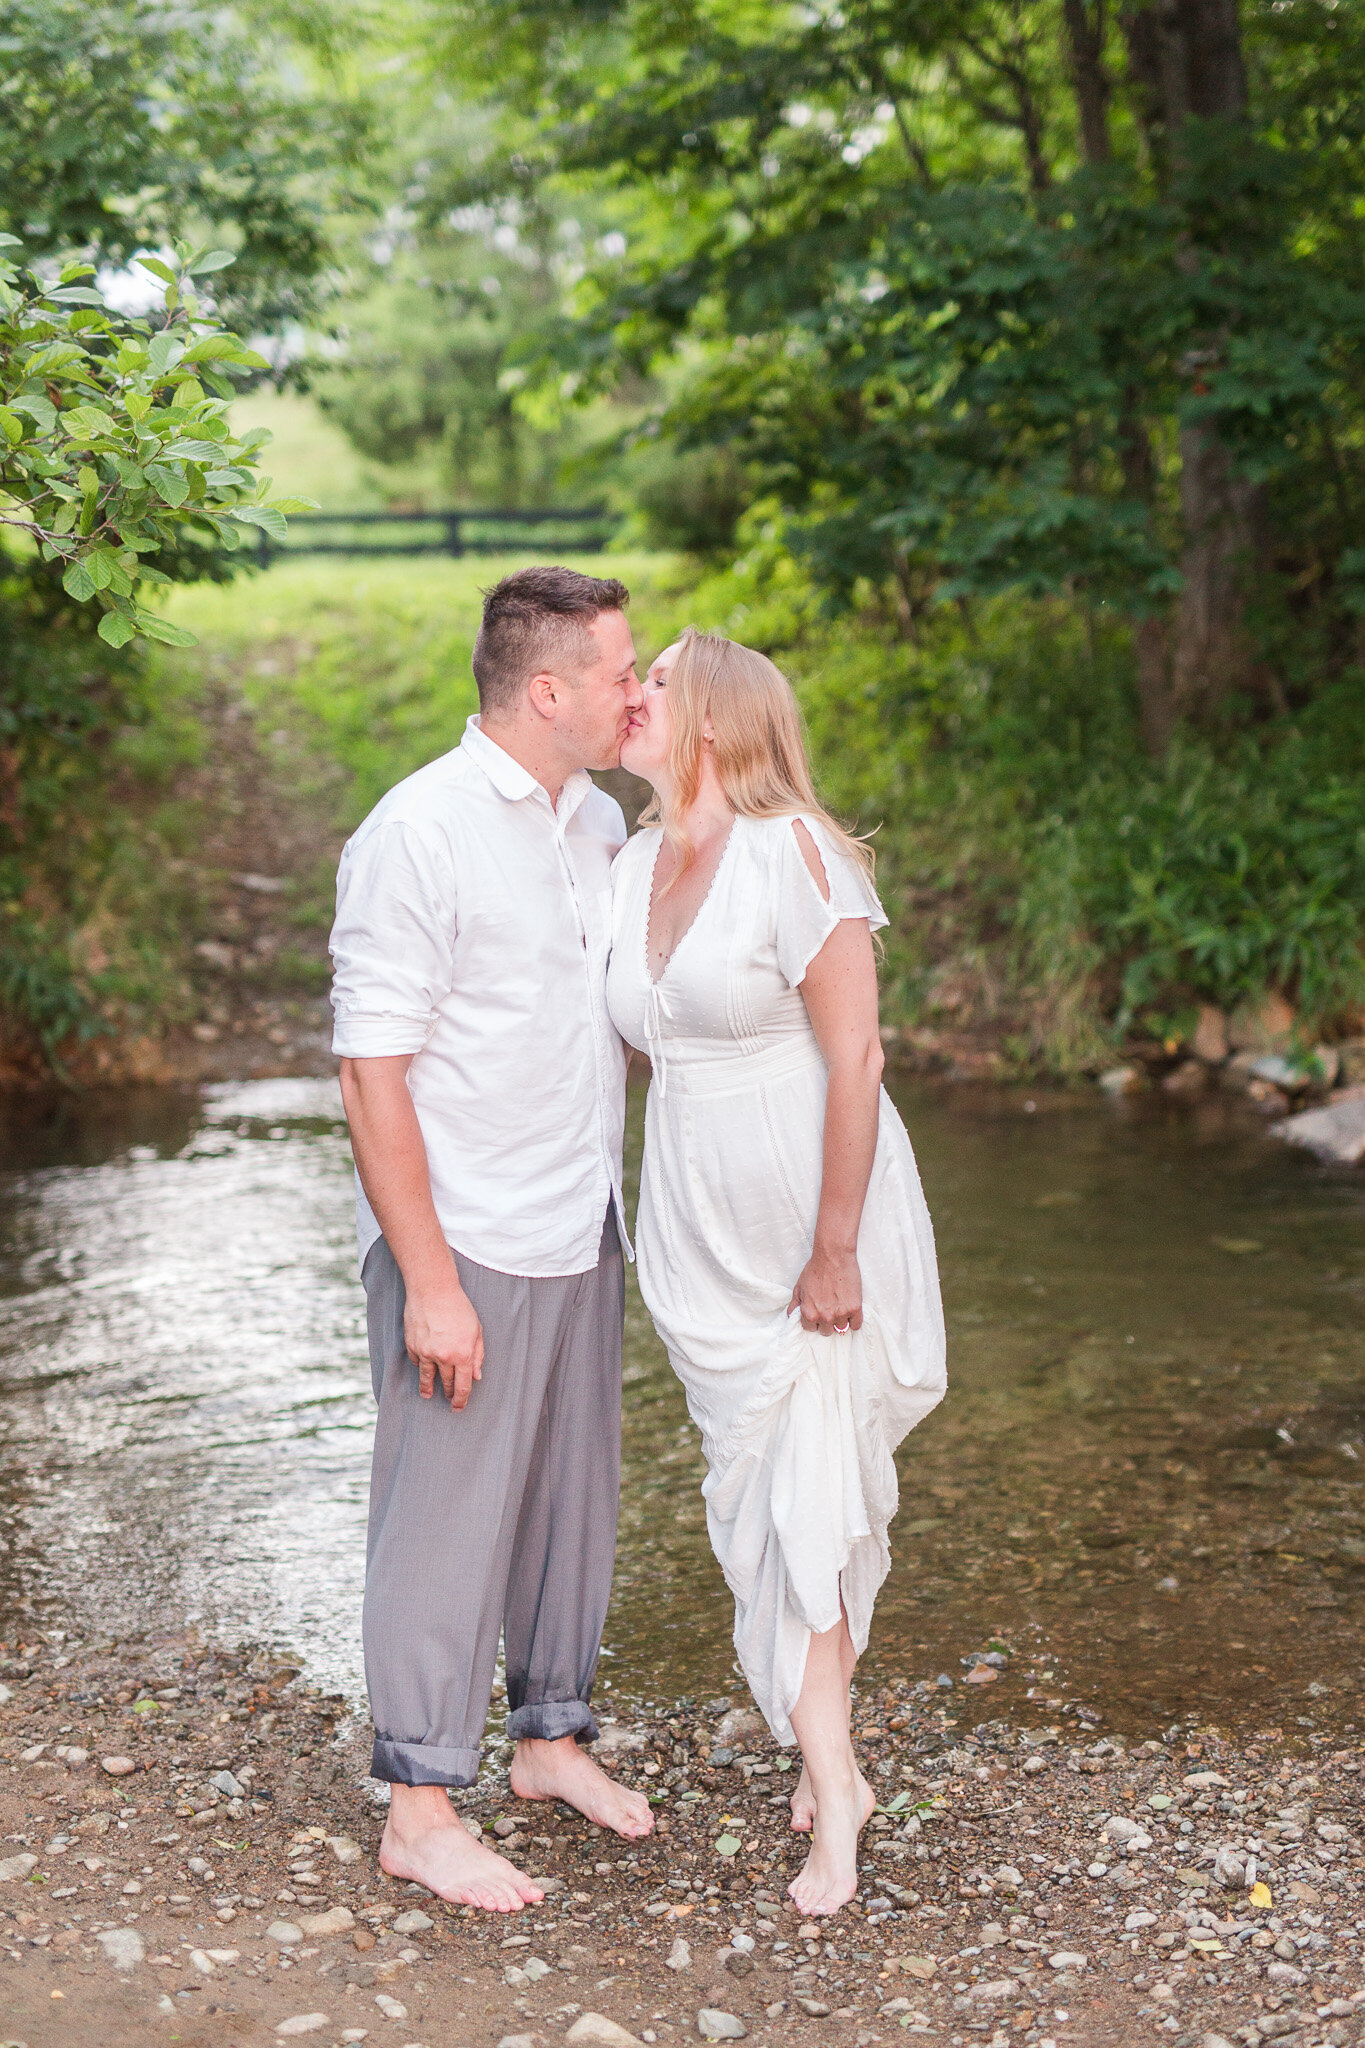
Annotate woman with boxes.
[608,627,946,1916]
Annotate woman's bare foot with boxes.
[380,1784,542,1913]
[510,1734,654,1839]
[787,1767,875,1917]
[790,1763,816,1833]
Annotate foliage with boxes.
[428,0,1365,752]
[0,236,315,649]
[0,0,373,335]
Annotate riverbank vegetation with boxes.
[2,0,1363,1079]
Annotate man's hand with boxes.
[788,1244,863,1337]
[404,1274,485,1410]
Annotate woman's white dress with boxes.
[607,812,946,1744]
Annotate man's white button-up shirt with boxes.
[329,715,630,1277]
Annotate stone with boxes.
[567,2017,648,2048]
[373,1993,408,2020]
[267,1921,304,1946]
[299,1907,355,1937]
[1048,1952,1087,1970]
[1102,1816,1148,1845]
[327,1835,363,1864]
[897,1958,938,1980]
[667,1938,692,1971]
[0,1853,37,1882]
[714,1707,765,1747]
[1192,1006,1230,1064]
[195,941,237,971]
[101,1756,136,1776]
[971,1980,1015,2002]
[1265,1960,1305,1987]
[1212,1848,1246,1887]
[1163,1058,1208,1096]
[698,2019,746,2044]
[794,2000,830,2019]
[275,2019,330,2039]
[1184,1772,1229,1789]
[391,1910,433,1935]
[211,1770,244,1798]
[189,1949,216,1974]
[1124,1911,1158,1931]
[594,1723,648,1755]
[1099,1066,1141,1097]
[54,1744,89,1765]
[1271,1089,1365,1167]
[1229,992,1295,1053]
[96,1928,144,1971]
[498,2037,538,2048]
[1200,2035,1237,2048]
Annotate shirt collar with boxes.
[460,714,593,822]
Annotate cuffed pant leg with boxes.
[361,1236,577,1787]
[503,1211,625,1747]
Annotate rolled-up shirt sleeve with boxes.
[329,820,457,1058]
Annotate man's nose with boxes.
[626,669,644,709]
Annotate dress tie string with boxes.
[642,978,673,1097]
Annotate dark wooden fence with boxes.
[256,507,617,561]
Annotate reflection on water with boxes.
[1,1075,1361,1742]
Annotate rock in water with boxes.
[567,2016,648,2048]
[697,2013,747,2041]
[96,1928,144,1970]
[1271,1090,1365,1166]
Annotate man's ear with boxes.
[526,671,564,721]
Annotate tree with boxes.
[429,0,1365,753]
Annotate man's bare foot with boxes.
[380,1784,542,1913]
[787,1767,875,1917]
[510,1733,654,1839]
[790,1763,816,1833]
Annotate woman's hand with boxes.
[788,1244,863,1336]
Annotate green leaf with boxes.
[84,550,113,591]
[40,286,106,307]
[187,250,237,275]
[0,408,22,445]
[134,611,198,646]
[161,439,223,462]
[144,462,189,507]
[136,255,178,286]
[97,611,135,647]
[11,393,56,433]
[229,504,288,538]
[0,232,22,249]
[147,333,185,376]
[266,496,321,514]
[62,558,95,601]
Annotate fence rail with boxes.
[257,507,617,560]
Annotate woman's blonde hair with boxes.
[641,625,875,889]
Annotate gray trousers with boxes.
[361,1211,623,1786]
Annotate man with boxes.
[329,565,651,1913]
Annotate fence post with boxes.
[444,514,464,558]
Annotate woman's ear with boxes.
[702,717,715,744]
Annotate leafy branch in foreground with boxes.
[0,237,315,648]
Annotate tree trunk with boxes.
[1062,0,1112,164]
[1134,614,1175,756]
[1121,0,1267,723]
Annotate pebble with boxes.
[275,2017,330,2038]
[96,1928,144,1971]
[101,1755,136,1775]
[0,1852,38,1882]
[374,1992,409,2019]
[328,1834,363,1863]
[566,2017,647,2048]
[392,1909,434,1935]
[299,1906,355,1936]
[697,2012,747,2040]
[1048,1951,1087,1970]
[268,1920,305,1946]
[666,1938,692,1971]
[212,1769,244,1797]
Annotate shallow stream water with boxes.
[1,1074,1361,1746]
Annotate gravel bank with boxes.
[1,1631,1361,2048]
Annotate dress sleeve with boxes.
[774,814,888,989]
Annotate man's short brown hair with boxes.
[472,565,630,714]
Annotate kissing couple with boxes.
[329,566,946,1920]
